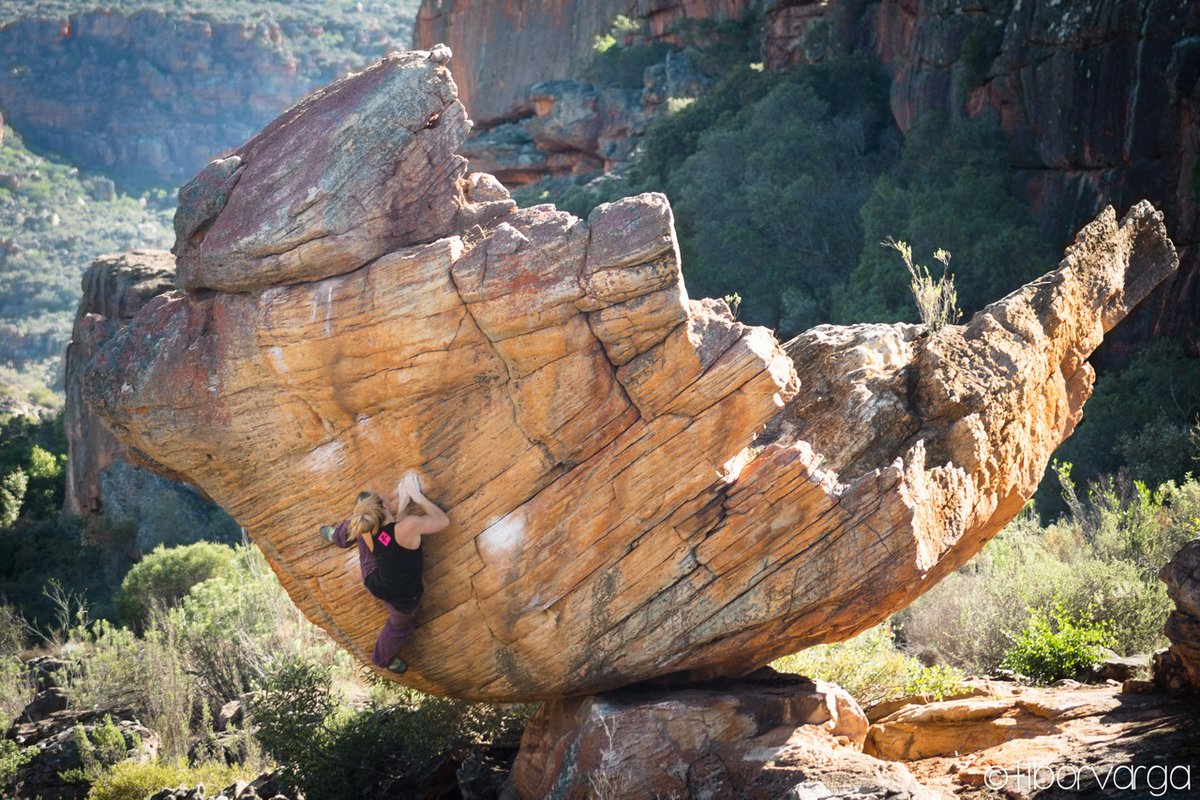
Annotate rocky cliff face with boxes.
[857,0,1200,360]
[418,0,1200,351]
[1155,539,1200,695]
[0,6,416,188]
[81,50,1178,702]
[63,249,238,553]
[414,0,748,126]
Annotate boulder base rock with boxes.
[865,684,1200,798]
[4,707,158,800]
[1155,539,1200,694]
[83,49,1179,702]
[504,671,936,800]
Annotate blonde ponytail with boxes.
[348,491,386,552]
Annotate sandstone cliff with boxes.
[1155,539,1200,695]
[83,50,1178,702]
[63,249,238,553]
[413,0,748,126]
[858,0,1200,360]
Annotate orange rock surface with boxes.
[83,49,1179,701]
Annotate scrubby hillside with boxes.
[0,126,171,413]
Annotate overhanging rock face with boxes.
[83,49,1179,702]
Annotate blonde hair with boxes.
[348,491,386,551]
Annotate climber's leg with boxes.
[371,601,419,670]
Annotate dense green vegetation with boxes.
[0,127,172,411]
[0,539,531,800]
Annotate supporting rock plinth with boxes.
[83,47,1179,701]
[1155,539,1200,695]
[504,671,936,800]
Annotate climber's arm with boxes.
[403,472,450,535]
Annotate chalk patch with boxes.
[266,346,287,374]
[306,440,345,475]
[478,511,526,564]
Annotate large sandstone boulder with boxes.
[82,48,1179,702]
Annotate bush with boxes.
[1042,339,1200,505]
[0,738,34,790]
[251,656,337,772]
[899,480,1199,673]
[252,657,532,799]
[881,237,960,331]
[87,758,255,800]
[170,545,340,706]
[1000,604,1114,684]
[771,623,962,706]
[114,542,237,630]
[61,715,137,785]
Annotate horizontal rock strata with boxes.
[84,48,1179,701]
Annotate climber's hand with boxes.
[319,524,336,543]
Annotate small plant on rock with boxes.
[883,237,961,332]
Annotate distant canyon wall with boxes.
[862,0,1200,360]
[414,0,751,126]
[0,8,413,188]
[415,0,1200,352]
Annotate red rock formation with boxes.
[63,250,174,517]
[1155,539,1200,695]
[63,249,238,552]
[82,51,1179,702]
[858,0,1200,359]
[413,0,749,125]
[506,672,936,800]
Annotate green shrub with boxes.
[772,623,921,706]
[252,657,532,799]
[897,486,1189,674]
[0,738,34,789]
[87,758,255,800]
[881,237,960,331]
[901,663,965,700]
[0,469,27,528]
[170,545,340,706]
[250,656,337,772]
[114,542,237,630]
[1001,604,1114,684]
[1043,339,1200,504]
[62,715,137,785]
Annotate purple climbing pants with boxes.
[372,600,420,667]
[330,519,421,666]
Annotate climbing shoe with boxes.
[319,525,336,542]
[387,657,407,674]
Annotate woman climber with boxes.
[319,471,449,674]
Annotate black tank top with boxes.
[364,522,423,611]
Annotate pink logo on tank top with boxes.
[378,532,392,546]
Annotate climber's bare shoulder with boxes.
[393,512,448,548]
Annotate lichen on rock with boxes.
[83,48,1179,702]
